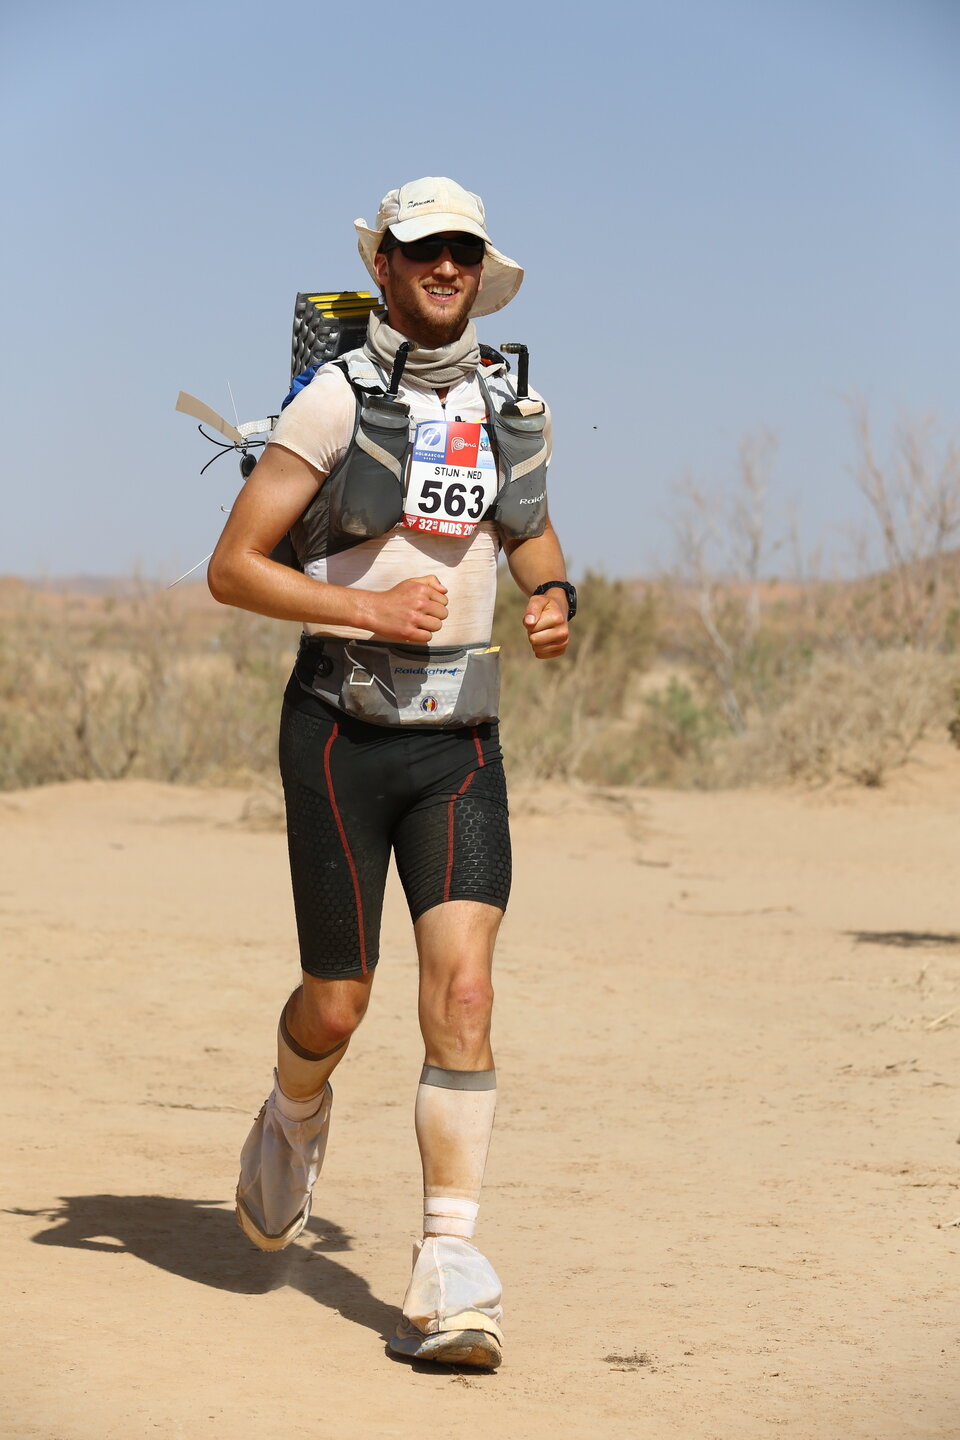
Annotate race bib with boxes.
[403,421,498,537]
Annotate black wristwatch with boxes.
[530,580,577,621]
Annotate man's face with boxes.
[373,232,483,348]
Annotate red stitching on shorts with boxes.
[444,770,477,902]
[444,730,485,899]
[322,722,367,975]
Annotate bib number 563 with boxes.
[418,478,486,519]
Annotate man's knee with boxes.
[425,968,495,1041]
[289,973,373,1051]
[448,971,494,1021]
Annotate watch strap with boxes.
[530,580,577,620]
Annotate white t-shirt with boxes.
[268,364,551,648]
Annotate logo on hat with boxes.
[420,695,440,713]
[355,176,524,319]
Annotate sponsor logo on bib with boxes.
[418,424,444,452]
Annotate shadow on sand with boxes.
[8,1195,399,1341]
[847,929,960,949]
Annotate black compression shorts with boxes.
[279,674,512,980]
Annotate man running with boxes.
[207,176,574,1370]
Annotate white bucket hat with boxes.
[355,177,523,318]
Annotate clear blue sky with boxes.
[2,0,958,580]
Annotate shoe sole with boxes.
[235,1194,309,1252]
[389,1329,502,1370]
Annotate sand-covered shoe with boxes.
[389,1236,504,1369]
[235,1076,331,1251]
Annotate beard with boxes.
[383,259,479,348]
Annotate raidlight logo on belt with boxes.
[385,649,475,724]
[394,665,460,677]
[405,421,498,537]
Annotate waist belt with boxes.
[295,635,501,728]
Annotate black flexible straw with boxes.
[386,341,414,399]
[500,343,529,399]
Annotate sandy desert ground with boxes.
[2,751,959,1440]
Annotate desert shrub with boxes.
[0,588,298,790]
[663,595,813,732]
[637,677,726,785]
[657,411,960,788]
[493,569,657,783]
[851,406,960,649]
[5,556,957,794]
[950,681,960,751]
[1,575,661,792]
[721,649,956,787]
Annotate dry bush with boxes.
[851,405,960,649]
[0,587,298,790]
[633,675,727,787]
[0,574,658,793]
[494,570,657,784]
[656,410,960,789]
[780,410,960,656]
[7,435,960,800]
[669,432,781,731]
[720,650,956,787]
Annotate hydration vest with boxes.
[284,347,549,571]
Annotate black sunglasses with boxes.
[381,232,486,266]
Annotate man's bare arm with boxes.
[502,519,570,660]
[207,445,448,644]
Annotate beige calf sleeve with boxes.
[275,1003,348,1117]
[415,1065,497,1239]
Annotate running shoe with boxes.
[389,1236,504,1369]
[235,1074,332,1251]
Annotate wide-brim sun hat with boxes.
[355,176,523,318]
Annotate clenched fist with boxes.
[522,591,569,659]
[367,575,449,644]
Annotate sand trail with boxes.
[2,763,959,1439]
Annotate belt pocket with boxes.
[298,638,500,727]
